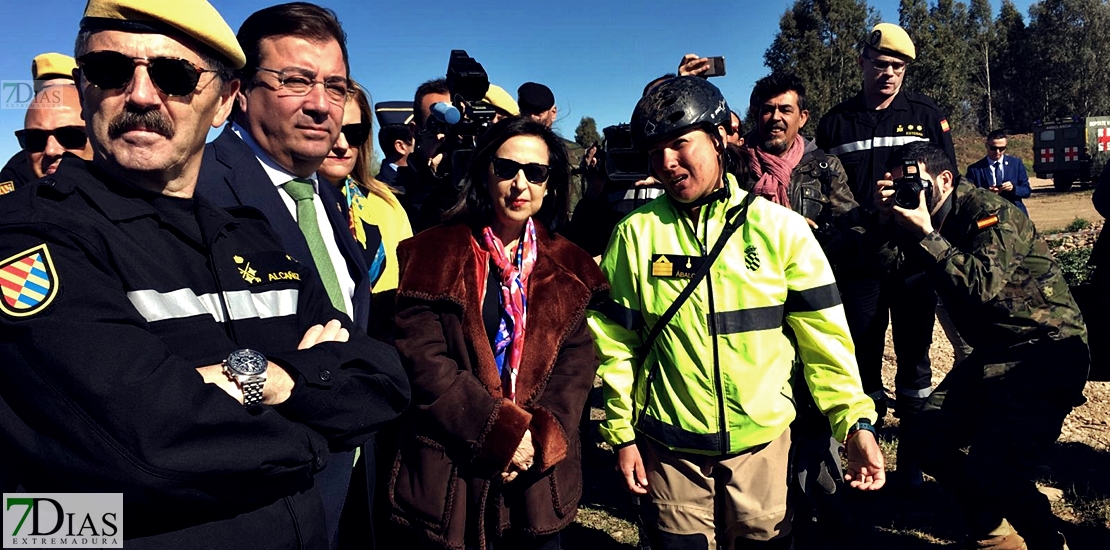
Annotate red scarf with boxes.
[742,134,805,208]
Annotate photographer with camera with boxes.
[403,52,516,234]
[878,141,1087,550]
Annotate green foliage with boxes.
[1065,217,1093,232]
[764,0,877,128]
[1053,246,1094,286]
[574,117,602,149]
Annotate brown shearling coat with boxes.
[388,223,607,549]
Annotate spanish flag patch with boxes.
[940,119,951,132]
[976,215,999,229]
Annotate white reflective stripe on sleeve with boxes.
[127,288,298,323]
[222,289,299,321]
[828,135,928,156]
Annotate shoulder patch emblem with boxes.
[940,119,951,132]
[0,181,14,196]
[0,244,59,317]
[976,215,999,229]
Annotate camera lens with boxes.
[894,185,920,209]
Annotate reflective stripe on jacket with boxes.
[588,175,875,455]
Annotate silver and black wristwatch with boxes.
[223,349,268,407]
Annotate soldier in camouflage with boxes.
[876,141,1087,550]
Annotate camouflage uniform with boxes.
[901,182,1088,549]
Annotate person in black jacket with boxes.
[0,1,409,548]
[816,23,957,426]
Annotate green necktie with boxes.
[282,178,347,315]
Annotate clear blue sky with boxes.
[0,0,1034,167]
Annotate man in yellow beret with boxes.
[18,85,94,179]
[0,53,83,192]
[0,1,408,548]
[814,21,958,479]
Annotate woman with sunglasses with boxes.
[319,81,413,340]
[386,117,607,550]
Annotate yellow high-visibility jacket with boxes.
[588,175,875,455]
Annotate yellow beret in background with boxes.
[481,84,520,117]
[80,0,246,68]
[31,53,78,80]
[868,22,916,61]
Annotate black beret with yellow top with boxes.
[867,22,916,61]
[80,0,246,69]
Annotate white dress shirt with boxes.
[230,122,356,316]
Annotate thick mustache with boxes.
[108,110,174,139]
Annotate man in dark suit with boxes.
[966,129,1032,215]
[196,3,383,548]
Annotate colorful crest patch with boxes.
[0,244,59,317]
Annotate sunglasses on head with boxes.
[77,50,218,97]
[989,146,1007,152]
[492,157,550,184]
[15,126,88,152]
[341,123,370,147]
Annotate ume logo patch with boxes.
[3,493,122,548]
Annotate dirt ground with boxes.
[1025,177,1104,231]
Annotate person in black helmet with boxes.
[587,76,885,550]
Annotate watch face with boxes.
[227,349,267,375]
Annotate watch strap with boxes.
[242,378,265,407]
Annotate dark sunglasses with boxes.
[492,157,550,184]
[865,56,907,73]
[77,51,218,96]
[989,146,1007,152]
[341,123,370,147]
[15,126,88,152]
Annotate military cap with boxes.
[80,0,246,69]
[31,53,78,80]
[481,84,520,117]
[517,82,555,114]
[867,22,915,61]
[375,101,415,127]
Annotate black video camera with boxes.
[892,158,931,209]
[425,50,496,188]
[600,124,650,185]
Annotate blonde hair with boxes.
[349,80,401,207]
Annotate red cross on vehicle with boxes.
[1064,146,1078,162]
[1040,148,1055,163]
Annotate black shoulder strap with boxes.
[634,191,756,395]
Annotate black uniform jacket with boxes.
[198,126,375,330]
[816,90,957,211]
[0,158,410,547]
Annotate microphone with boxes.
[430,102,461,125]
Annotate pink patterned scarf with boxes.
[742,134,805,208]
[481,218,537,402]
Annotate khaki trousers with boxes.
[639,428,793,549]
